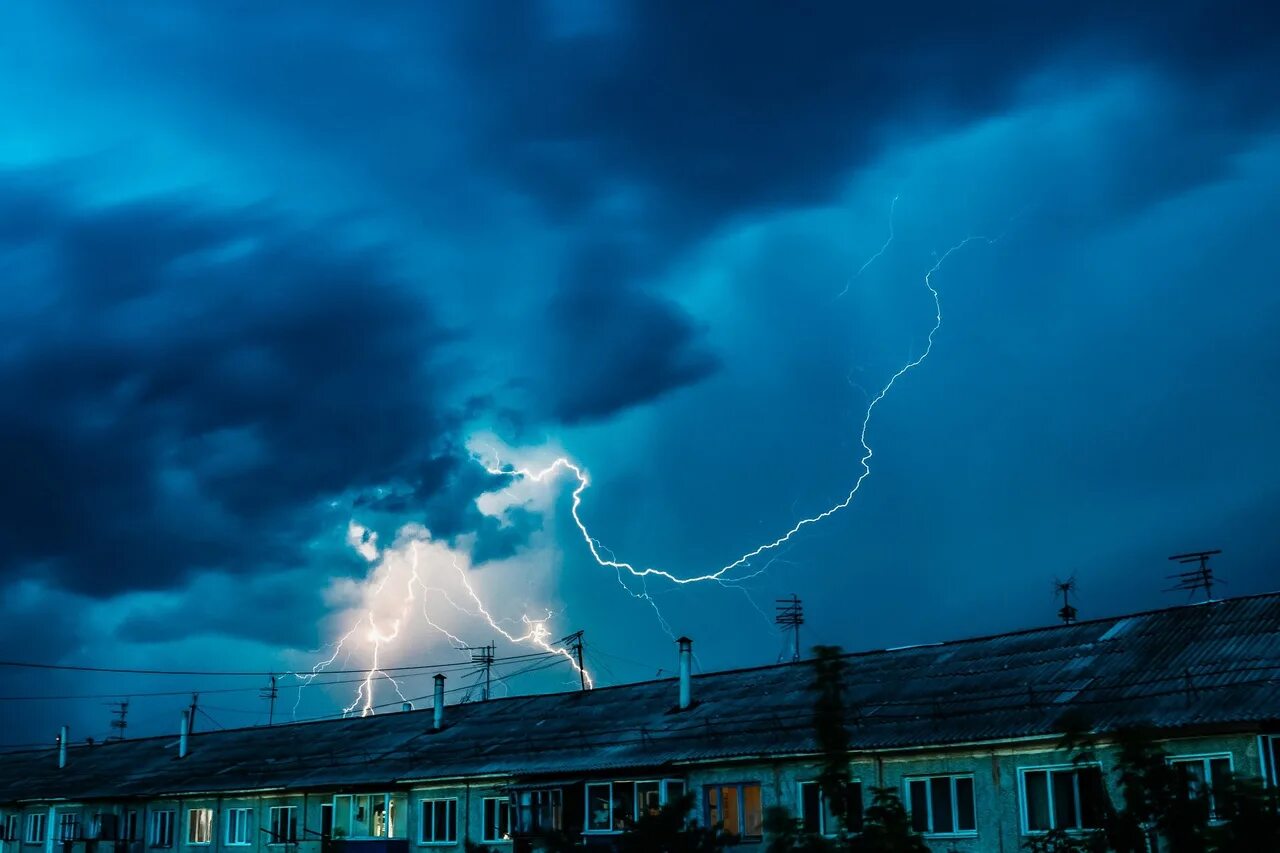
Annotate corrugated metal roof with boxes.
[3,592,1278,802]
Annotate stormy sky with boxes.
[1,2,1278,745]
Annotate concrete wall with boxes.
[1,731,1271,853]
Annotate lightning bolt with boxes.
[836,194,898,299]
[477,232,993,594]
[311,204,995,714]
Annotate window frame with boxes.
[903,773,977,838]
[265,806,297,846]
[417,798,457,846]
[123,812,140,843]
[224,809,252,847]
[1018,763,1106,835]
[186,809,214,846]
[1168,752,1234,821]
[797,779,864,837]
[56,812,82,843]
[25,814,47,845]
[151,811,175,848]
[4,815,21,842]
[514,789,561,835]
[480,797,510,844]
[703,782,764,841]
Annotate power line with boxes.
[0,650,555,677]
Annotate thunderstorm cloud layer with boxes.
[1,2,1278,740]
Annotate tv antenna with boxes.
[1166,549,1223,602]
[469,644,495,701]
[1053,577,1078,624]
[108,699,129,741]
[775,595,804,662]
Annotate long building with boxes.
[1,593,1278,852]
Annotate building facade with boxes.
[2,593,1278,852]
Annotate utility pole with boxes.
[259,676,279,726]
[188,693,200,734]
[108,700,129,741]
[566,631,587,690]
[775,595,804,663]
[1167,549,1223,602]
[1054,578,1078,624]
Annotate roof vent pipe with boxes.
[401,702,414,712]
[58,725,68,769]
[432,674,446,731]
[178,709,190,759]
[678,636,693,710]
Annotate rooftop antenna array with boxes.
[469,644,495,701]
[775,595,804,663]
[1053,577,1078,624]
[1166,549,1223,602]
[108,699,129,741]
[564,631,588,691]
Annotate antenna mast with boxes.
[108,700,129,741]
[775,595,805,662]
[470,644,495,701]
[1053,577,1078,624]
[259,675,279,726]
[1166,549,1223,602]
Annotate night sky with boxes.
[2,3,1279,745]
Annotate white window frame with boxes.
[266,806,297,845]
[151,811,175,848]
[480,798,510,844]
[904,774,978,838]
[583,783,615,835]
[417,799,457,846]
[25,814,47,845]
[56,812,81,843]
[225,809,252,847]
[1018,763,1106,835]
[186,809,213,846]
[1168,752,1234,821]
[4,815,21,842]
[332,794,398,840]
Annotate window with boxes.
[1170,754,1233,820]
[1265,736,1280,787]
[225,810,251,846]
[418,800,456,845]
[906,775,976,836]
[91,814,120,841]
[481,798,510,843]
[187,810,213,846]
[123,813,140,843]
[333,795,399,839]
[4,815,20,842]
[57,812,82,842]
[26,814,47,845]
[514,790,561,834]
[705,783,764,841]
[799,780,863,835]
[1021,766,1106,833]
[151,811,175,848]
[268,807,297,844]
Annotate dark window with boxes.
[1022,766,1106,832]
[1171,755,1234,820]
[419,800,456,844]
[906,775,976,835]
[798,780,862,835]
[481,798,510,843]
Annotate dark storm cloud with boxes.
[452,1,1280,227]
[0,176,456,597]
[543,259,718,423]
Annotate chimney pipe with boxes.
[401,702,414,712]
[178,709,190,759]
[432,674,446,731]
[58,725,68,769]
[677,637,693,710]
